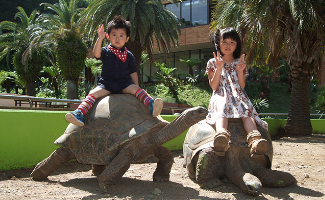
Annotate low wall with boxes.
[0,109,324,171]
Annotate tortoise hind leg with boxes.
[153,146,173,182]
[91,165,106,176]
[196,147,224,188]
[30,147,75,180]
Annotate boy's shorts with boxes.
[97,78,134,94]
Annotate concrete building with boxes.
[142,0,215,82]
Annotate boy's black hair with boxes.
[106,15,131,37]
[214,27,242,59]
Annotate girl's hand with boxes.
[213,51,224,72]
[97,24,106,40]
[237,54,246,73]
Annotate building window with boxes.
[191,0,208,26]
[181,1,191,27]
[165,0,208,27]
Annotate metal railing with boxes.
[1,94,324,117]
[0,94,187,114]
[0,94,82,109]
[259,113,325,119]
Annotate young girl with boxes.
[65,16,163,126]
[206,27,269,156]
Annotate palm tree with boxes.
[210,0,325,136]
[32,0,88,99]
[83,0,181,85]
[0,7,46,96]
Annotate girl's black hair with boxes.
[106,15,131,37]
[214,27,242,59]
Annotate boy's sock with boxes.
[135,88,163,117]
[65,94,96,126]
[135,88,152,107]
[77,94,97,116]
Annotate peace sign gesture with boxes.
[236,54,246,73]
[213,51,224,72]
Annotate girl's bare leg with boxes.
[215,117,228,130]
[241,117,257,133]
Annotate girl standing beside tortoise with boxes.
[206,27,269,156]
[65,16,163,126]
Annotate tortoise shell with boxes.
[183,118,273,171]
[55,94,169,165]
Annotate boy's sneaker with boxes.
[65,109,85,126]
[149,98,163,117]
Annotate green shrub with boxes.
[56,34,88,81]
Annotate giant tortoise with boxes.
[31,94,208,192]
[183,118,297,196]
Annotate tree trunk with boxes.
[27,81,36,96]
[15,85,19,94]
[6,78,11,93]
[52,77,59,97]
[189,67,193,77]
[126,40,143,86]
[67,80,78,100]
[284,77,312,136]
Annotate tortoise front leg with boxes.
[225,148,262,196]
[30,147,75,180]
[97,149,132,193]
[196,147,224,188]
[152,146,174,182]
[253,167,297,187]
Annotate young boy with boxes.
[65,15,163,126]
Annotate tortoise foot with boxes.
[198,178,222,189]
[31,176,49,181]
[98,180,112,193]
[153,173,169,182]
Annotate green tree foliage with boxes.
[0,7,46,96]
[0,0,57,22]
[33,0,88,99]
[13,48,45,93]
[83,0,181,85]
[154,62,181,97]
[56,34,88,81]
[0,0,92,22]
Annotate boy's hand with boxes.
[237,54,246,73]
[97,24,106,40]
[213,51,224,72]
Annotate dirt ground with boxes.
[1,135,325,200]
